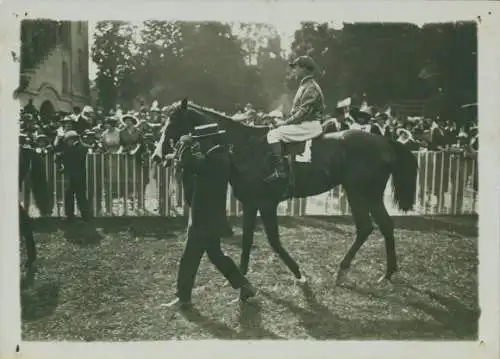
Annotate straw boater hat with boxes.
[358,102,374,120]
[105,116,118,126]
[35,133,50,145]
[82,105,94,115]
[335,97,351,116]
[63,130,79,141]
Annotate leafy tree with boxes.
[91,21,137,112]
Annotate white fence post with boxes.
[22,150,477,218]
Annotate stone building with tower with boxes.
[16,20,90,121]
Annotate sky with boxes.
[87,20,303,81]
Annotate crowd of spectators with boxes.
[230,99,478,155]
[19,100,171,158]
[19,97,478,158]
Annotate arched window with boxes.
[62,61,69,93]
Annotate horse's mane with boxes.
[187,102,269,135]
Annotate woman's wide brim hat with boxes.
[191,123,226,139]
[121,113,138,125]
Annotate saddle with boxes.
[276,134,323,198]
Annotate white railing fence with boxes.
[20,151,477,218]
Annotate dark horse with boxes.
[19,145,51,284]
[153,99,418,288]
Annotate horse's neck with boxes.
[192,107,252,143]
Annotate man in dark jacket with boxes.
[61,130,92,222]
[165,125,257,309]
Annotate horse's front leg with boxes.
[239,203,258,275]
[259,204,305,283]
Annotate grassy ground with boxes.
[20,215,478,341]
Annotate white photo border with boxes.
[1,1,499,359]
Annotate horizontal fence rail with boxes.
[20,151,478,218]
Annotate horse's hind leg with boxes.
[370,199,398,283]
[336,190,374,286]
[259,204,304,281]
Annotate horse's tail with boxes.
[389,141,418,212]
[29,154,52,216]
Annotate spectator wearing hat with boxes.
[356,102,373,127]
[60,130,92,222]
[119,113,143,155]
[149,100,162,124]
[74,105,94,135]
[20,112,37,137]
[469,125,478,152]
[33,133,52,154]
[53,115,76,153]
[322,98,351,133]
[115,104,123,119]
[370,112,389,137]
[396,128,419,151]
[119,113,145,207]
[428,118,446,151]
[101,117,122,153]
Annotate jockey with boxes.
[264,55,325,182]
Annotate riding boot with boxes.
[264,142,287,183]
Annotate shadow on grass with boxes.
[179,301,283,340]
[180,307,240,339]
[271,216,477,238]
[344,283,479,339]
[32,214,477,241]
[63,222,104,247]
[263,283,471,340]
[238,300,284,339]
[21,281,60,322]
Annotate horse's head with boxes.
[154,98,209,164]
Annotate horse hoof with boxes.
[160,298,193,310]
[296,274,307,284]
[335,268,349,286]
[377,275,393,285]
